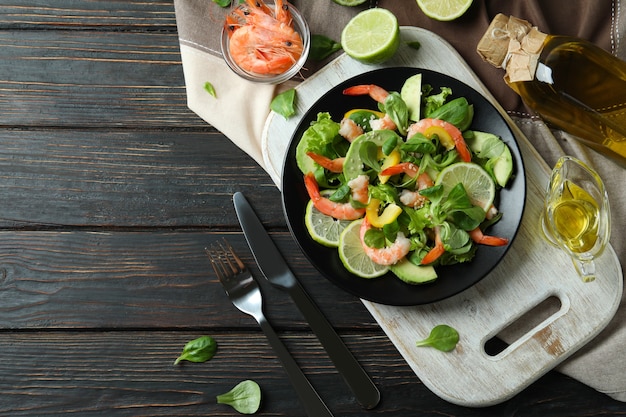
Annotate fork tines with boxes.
[205,238,245,280]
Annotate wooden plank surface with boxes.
[0,1,624,415]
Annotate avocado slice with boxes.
[389,259,438,284]
[465,131,513,187]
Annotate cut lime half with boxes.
[338,219,389,278]
[436,162,496,211]
[416,0,473,21]
[332,0,368,5]
[305,200,352,247]
[341,8,400,64]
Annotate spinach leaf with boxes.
[217,380,262,414]
[310,34,342,61]
[174,336,217,365]
[427,97,474,131]
[212,0,231,7]
[382,92,409,136]
[270,88,297,119]
[415,324,459,352]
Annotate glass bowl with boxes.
[220,2,310,84]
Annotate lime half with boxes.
[305,200,352,247]
[338,219,389,278]
[341,8,400,64]
[436,162,496,211]
[332,0,368,5]
[416,0,473,21]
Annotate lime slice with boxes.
[305,200,352,247]
[435,162,496,211]
[340,8,400,64]
[338,219,389,278]
[416,0,473,21]
[332,0,367,5]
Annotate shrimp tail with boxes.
[469,227,509,246]
[343,84,389,103]
[420,227,445,265]
[306,152,345,173]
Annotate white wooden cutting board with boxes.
[262,27,623,407]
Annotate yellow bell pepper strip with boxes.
[366,198,403,228]
[424,125,454,150]
[378,148,401,184]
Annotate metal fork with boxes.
[206,240,334,417]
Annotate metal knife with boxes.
[233,192,380,410]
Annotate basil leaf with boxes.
[270,88,297,119]
[310,34,342,61]
[382,136,397,156]
[415,324,459,352]
[217,380,262,414]
[174,336,217,365]
[204,82,217,98]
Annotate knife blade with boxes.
[233,191,380,410]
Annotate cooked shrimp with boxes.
[225,0,303,75]
[408,118,472,162]
[359,217,411,266]
[469,227,509,246]
[421,226,444,265]
[306,151,345,173]
[381,163,434,208]
[338,118,364,142]
[343,84,397,131]
[343,84,389,103]
[369,114,397,131]
[304,172,368,220]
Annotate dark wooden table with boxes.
[0,1,625,416]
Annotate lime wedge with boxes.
[435,162,496,211]
[416,0,473,21]
[338,219,389,278]
[340,8,400,64]
[305,200,352,247]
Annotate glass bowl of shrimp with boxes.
[220,0,310,84]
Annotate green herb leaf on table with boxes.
[216,380,262,414]
[406,40,421,50]
[310,34,342,61]
[204,82,217,98]
[270,88,297,119]
[415,324,459,352]
[174,335,217,365]
[212,0,232,7]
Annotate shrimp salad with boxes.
[295,74,514,282]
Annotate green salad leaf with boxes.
[295,112,341,174]
[310,34,342,61]
[217,380,262,414]
[174,336,217,365]
[416,324,459,352]
[270,88,297,119]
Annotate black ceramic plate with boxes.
[281,67,526,306]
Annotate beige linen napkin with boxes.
[174,0,626,402]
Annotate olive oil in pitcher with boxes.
[477,14,626,167]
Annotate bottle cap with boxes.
[477,14,547,82]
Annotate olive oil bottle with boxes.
[478,14,626,167]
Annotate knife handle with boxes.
[290,283,381,409]
[257,315,335,417]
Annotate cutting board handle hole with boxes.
[484,295,563,357]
